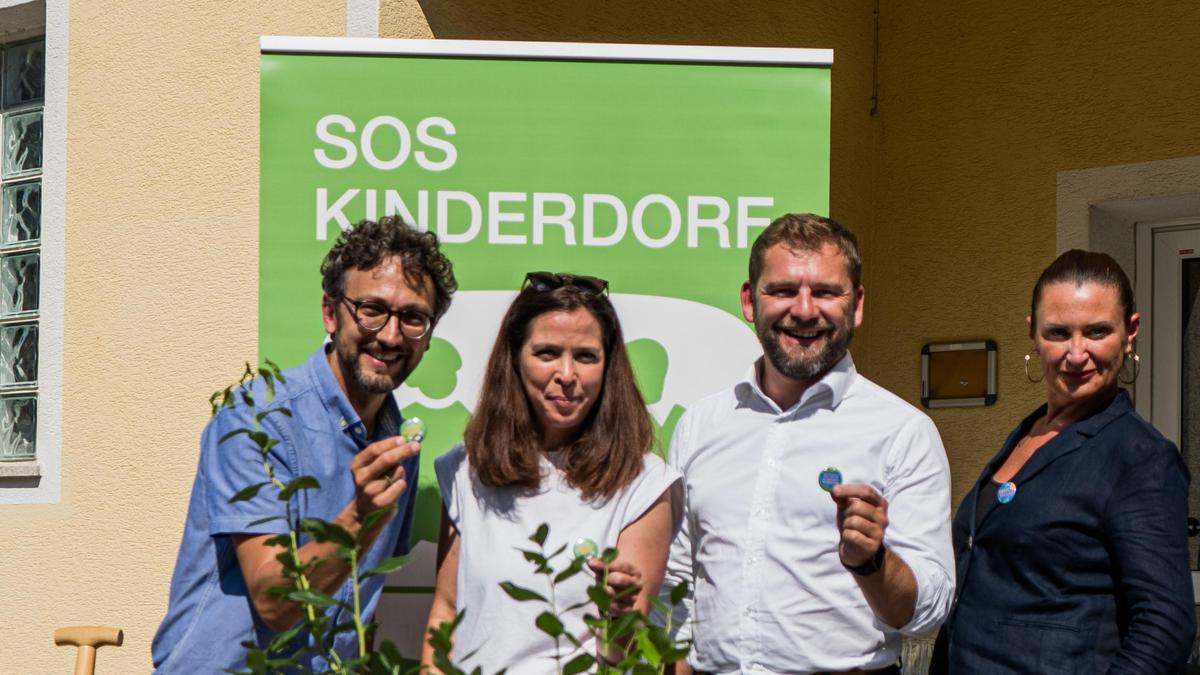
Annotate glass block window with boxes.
[0,38,43,461]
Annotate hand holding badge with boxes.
[823,466,889,575]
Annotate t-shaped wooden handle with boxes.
[54,626,123,675]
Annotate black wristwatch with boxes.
[843,544,887,576]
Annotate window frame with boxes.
[0,0,65,503]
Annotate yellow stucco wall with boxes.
[871,1,1200,506]
[0,3,351,672]
[5,1,1200,672]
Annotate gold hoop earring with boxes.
[1119,351,1140,384]
[1024,351,1044,383]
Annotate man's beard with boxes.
[756,311,854,382]
[333,329,411,395]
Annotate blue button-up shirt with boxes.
[152,347,419,673]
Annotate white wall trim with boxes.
[0,0,63,504]
[345,0,379,38]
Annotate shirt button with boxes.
[339,417,348,428]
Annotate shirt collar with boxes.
[736,352,857,414]
[311,345,402,447]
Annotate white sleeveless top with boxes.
[435,444,681,673]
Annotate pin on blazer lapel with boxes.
[968,391,1133,532]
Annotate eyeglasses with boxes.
[522,271,609,296]
[340,297,432,339]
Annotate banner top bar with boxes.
[260,36,833,66]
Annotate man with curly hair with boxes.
[153,217,457,673]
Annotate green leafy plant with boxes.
[215,362,689,674]
[214,361,424,675]
[494,523,691,674]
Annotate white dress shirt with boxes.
[662,354,954,674]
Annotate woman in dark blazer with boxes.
[931,250,1194,674]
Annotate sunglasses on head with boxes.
[522,271,609,296]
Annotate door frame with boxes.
[1134,218,1200,431]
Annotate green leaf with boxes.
[240,389,256,407]
[228,481,270,503]
[265,534,293,549]
[561,631,584,649]
[535,611,564,637]
[521,549,548,567]
[256,407,293,424]
[377,639,404,666]
[600,547,619,564]
[362,554,413,579]
[554,557,586,584]
[636,631,662,664]
[248,431,271,449]
[614,583,639,602]
[219,428,252,443]
[563,599,593,613]
[245,515,285,527]
[632,664,658,675]
[562,654,595,674]
[608,610,641,640]
[278,475,320,501]
[587,584,611,613]
[259,369,276,400]
[670,581,689,606]
[299,517,356,548]
[529,523,549,546]
[499,581,547,603]
[361,504,398,536]
[266,358,286,382]
[287,589,337,608]
[662,643,691,662]
[266,624,304,652]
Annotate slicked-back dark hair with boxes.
[1031,249,1136,331]
[749,213,862,289]
[464,282,653,501]
[320,216,458,321]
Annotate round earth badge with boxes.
[818,467,843,492]
[997,481,1017,504]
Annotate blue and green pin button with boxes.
[818,467,843,492]
[997,481,1017,504]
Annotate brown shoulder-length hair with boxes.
[464,282,654,501]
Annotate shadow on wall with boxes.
[416,0,843,46]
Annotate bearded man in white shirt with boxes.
[663,213,954,675]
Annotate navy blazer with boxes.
[931,391,1194,674]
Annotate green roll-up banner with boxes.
[260,37,830,640]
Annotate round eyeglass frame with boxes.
[340,297,432,339]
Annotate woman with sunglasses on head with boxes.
[422,272,682,672]
[930,250,1194,674]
